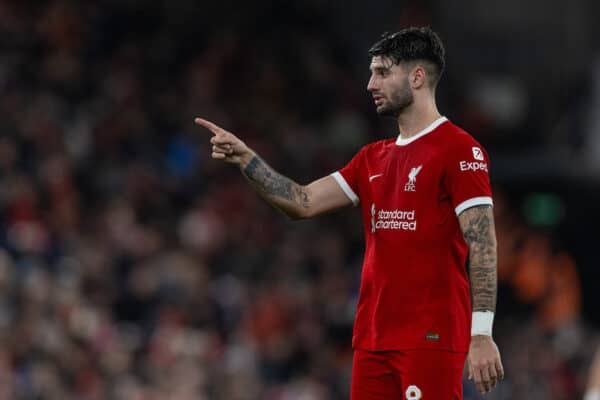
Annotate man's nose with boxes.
[367,76,377,92]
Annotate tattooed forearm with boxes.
[243,155,310,212]
[244,156,293,199]
[458,205,497,312]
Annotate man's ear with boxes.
[410,65,427,89]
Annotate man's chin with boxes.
[376,106,399,117]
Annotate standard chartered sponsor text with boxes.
[373,206,417,231]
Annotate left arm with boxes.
[459,205,497,313]
[458,205,504,395]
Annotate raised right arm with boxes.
[195,118,354,219]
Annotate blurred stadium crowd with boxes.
[0,1,599,399]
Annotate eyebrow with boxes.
[369,65,390,72]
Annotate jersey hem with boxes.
[454,196,493,216]
[331,172,359,206]
[352,344,469,354]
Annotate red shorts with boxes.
[351,348,466,400]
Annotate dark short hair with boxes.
[368,27,445,86]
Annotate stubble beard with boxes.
[376,83,414,118]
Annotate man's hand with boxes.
[468,335,504,395]
[194,117,254,168]
[194,116,352,219]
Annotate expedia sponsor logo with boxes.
[459,160,488,172]
[472,146,484,161]
[371,203,417,232]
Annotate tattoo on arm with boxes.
[243,156,310,209]
[459,205,497,312]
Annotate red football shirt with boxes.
[332,117,493,353]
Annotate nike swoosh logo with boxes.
[369,173,383,182]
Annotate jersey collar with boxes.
[395,116,448,146]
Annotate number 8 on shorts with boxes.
[406,385,422,400]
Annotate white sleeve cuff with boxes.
[331,172,359,206]
[455,196,493,216]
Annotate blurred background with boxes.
[1,0,600,399]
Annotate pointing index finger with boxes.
[194,117,222,135]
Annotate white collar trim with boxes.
[395,116,448,146]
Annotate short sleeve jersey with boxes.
[331,117,493,353]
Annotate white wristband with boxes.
[585,389,600,400]
[471,311,494,336]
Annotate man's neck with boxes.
[397,102,442,139]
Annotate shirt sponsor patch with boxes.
[459,160,488,172]
[472,146,484,160]
[371,204,417,232]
